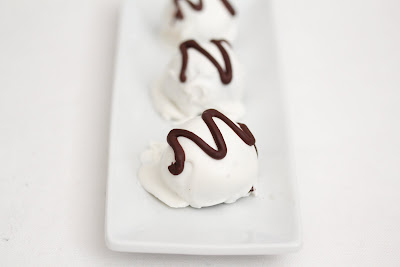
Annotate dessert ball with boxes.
[139,109,258,208]
[152,39,245,122]
[164,0,237,43]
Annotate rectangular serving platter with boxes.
[105,0,301,255]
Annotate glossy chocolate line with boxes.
[220,0,236,16]
[167,109,256,175]
[179,39,232,84]
[174,0,236,20]
[174,0,202,20]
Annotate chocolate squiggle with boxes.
[167,109,256,175]
[179,39,232,84]
[174,0,236,20]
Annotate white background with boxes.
[0,0,399,266]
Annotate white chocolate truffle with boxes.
[139,109,258,208]
[164,0,237,43]
[152,39,245,122]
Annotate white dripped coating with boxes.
[139,142,189,208]
[163,0,237,44]
[152,40,246,123]
[138,114,258,208]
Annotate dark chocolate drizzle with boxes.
[179,39,233,84]
[167,109,256,175]
[174,0,236,20]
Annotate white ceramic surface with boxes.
[105,0,301,255]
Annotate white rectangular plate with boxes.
[105,0,301,255]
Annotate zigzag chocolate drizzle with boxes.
[179,39,232,84]
[167,109,256,175]
[174,0,236,20]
